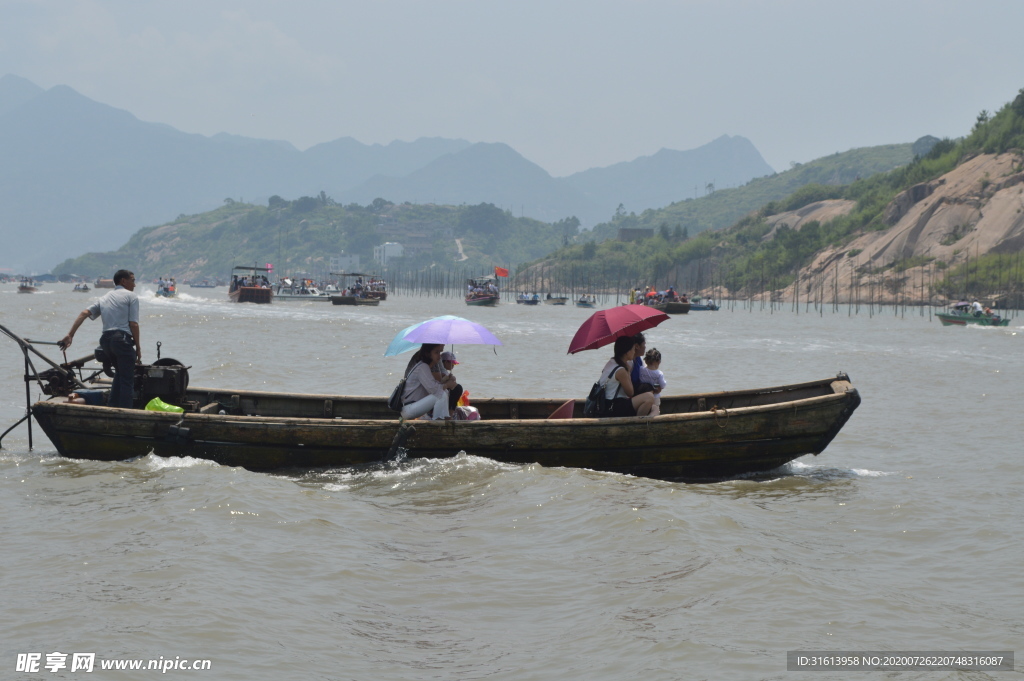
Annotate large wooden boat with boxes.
[29,375,860,481]
[466,275,500,306]
[228,265,273,304]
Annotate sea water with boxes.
[1,285,1021,680]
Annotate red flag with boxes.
[494,266,509,278]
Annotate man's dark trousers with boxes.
[100,330,136,408]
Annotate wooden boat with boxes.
[228,265,273,304]
[688,296,720,311]
[466,275,500,306]
[575,296,597,308]
[29,374,860,481]
[937,303,1010,327]
[94,278,115,289]
[516,295,540,305]
[331,296,380,306]
[17,279,37,293]
[72,284,91,293]
[543,294,569,305]
[329,272,388,302]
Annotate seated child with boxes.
[638,348,667,414]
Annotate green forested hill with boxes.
[51,197,576,279]
[586,142,916,241]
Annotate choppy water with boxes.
[1,284,1022,680]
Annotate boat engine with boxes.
[134,358,190,408]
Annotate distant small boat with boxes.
[465,275,500,306]
[17,278,37,294]
[937,302,1009,327]
[575,295,597,308]
[688,296,719,311]
[72,284,91,293]
[516,294,540,305]
[275,281,332,302]
[189,280,216,289]
[94,278,115,289]
[155,281,178,298]
[543,294,569,305]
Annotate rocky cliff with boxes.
[748,152,1024,304]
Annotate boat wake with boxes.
[296,451,521,491]
[144,454,223,470]
[738,460,896,482]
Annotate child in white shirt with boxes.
[639,348,667,409]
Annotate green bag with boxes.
[145,397,184,413]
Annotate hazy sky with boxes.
[3,0,1023,176]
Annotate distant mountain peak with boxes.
[0,74,45,117]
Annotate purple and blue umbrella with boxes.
[384,316,502,356]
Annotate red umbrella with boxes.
[567,306,669,354]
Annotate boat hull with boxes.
[543,298,568,305]
[465,295,499,306]
[331,296,379,306]
[650,301,690,314]
[277,293,332,302]
[31,376,860,482]
[516,299,540,305]
[229,287,273,304]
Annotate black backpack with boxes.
[583,365,619,418]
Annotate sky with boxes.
[3,0,1024,177]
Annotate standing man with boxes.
[59,269,141,408]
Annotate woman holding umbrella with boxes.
[599,336,657,417]
[401,344,459,420]
[569,304,667,418]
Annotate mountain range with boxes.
[0,74,774,272]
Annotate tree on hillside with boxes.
[456,203,509,238]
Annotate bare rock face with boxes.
[761,199,857,241]
[883,182,938,226]
[738,152,1024,304]
[849,153,1024,268]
